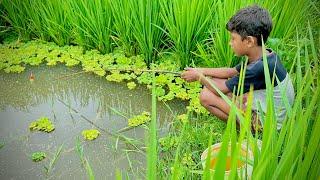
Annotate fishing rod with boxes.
[54,68,182,80]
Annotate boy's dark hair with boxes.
[226,5,272,46]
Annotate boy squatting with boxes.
[181,5,295,131]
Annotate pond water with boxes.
[0,65,186,179]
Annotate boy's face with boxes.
[229,31,248,56]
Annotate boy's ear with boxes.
[246,36,257,47]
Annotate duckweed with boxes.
[31,151,46,162]
[81,129,100,140]
[29,117,55,133]
[128,111,151,127]
[127,82,137,90]
[0,40,209,116]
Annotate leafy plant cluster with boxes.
[128,111,151,127]
[2,0,312,68]
[0,40,208,115]
[29,117,55,133]
[31,151,46,162]
[158,113,225,177]
[81,129,100,141]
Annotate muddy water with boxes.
[0,65,186,179]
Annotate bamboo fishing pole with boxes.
[54,68,182,80]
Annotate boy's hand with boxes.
[181,68,203,82]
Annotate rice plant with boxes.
[263,0,312,40]
[68,0,113,53]
[159,0,214,68]
[27,0,72,46]
[128,0,164,65]
[44,144,64,175]
[1,0,32,39]
[110,0,136,56]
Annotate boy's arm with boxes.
[197,67,239,78]
[181,67,238,82]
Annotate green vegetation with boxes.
[127,82,137,90]
[0,0,319,179]
[128,111,151,127]
[44,144,63,175]
[0,40,207,117]
[31,151,46,162]
[76,138,95,180]
[29,117,55,133]
[81,129,100,141]
[2,0,316,68]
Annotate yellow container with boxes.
[201,142,254,178]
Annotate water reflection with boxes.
[0,65,186,179]
[0,64,185,118]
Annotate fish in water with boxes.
[29,72,35,81]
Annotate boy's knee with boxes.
[200,88,216,107]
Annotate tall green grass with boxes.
[1,0,317,67]
[110,0,136,56]
[38,0,72,46]
[1,0,32,39]
[159,0,213,68]
[68,0,113,53]
[76,138,95,180]
[128,0,164,65]
[263,0,312,40]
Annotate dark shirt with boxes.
[225,49,287,94]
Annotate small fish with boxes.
[29,72,35,81]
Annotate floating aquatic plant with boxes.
[0,40,209,116]
[81,129,100,140]
[127,82,136,90]
[29,117,55,133]
[128,111,151,127]
[31,151,46,162]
